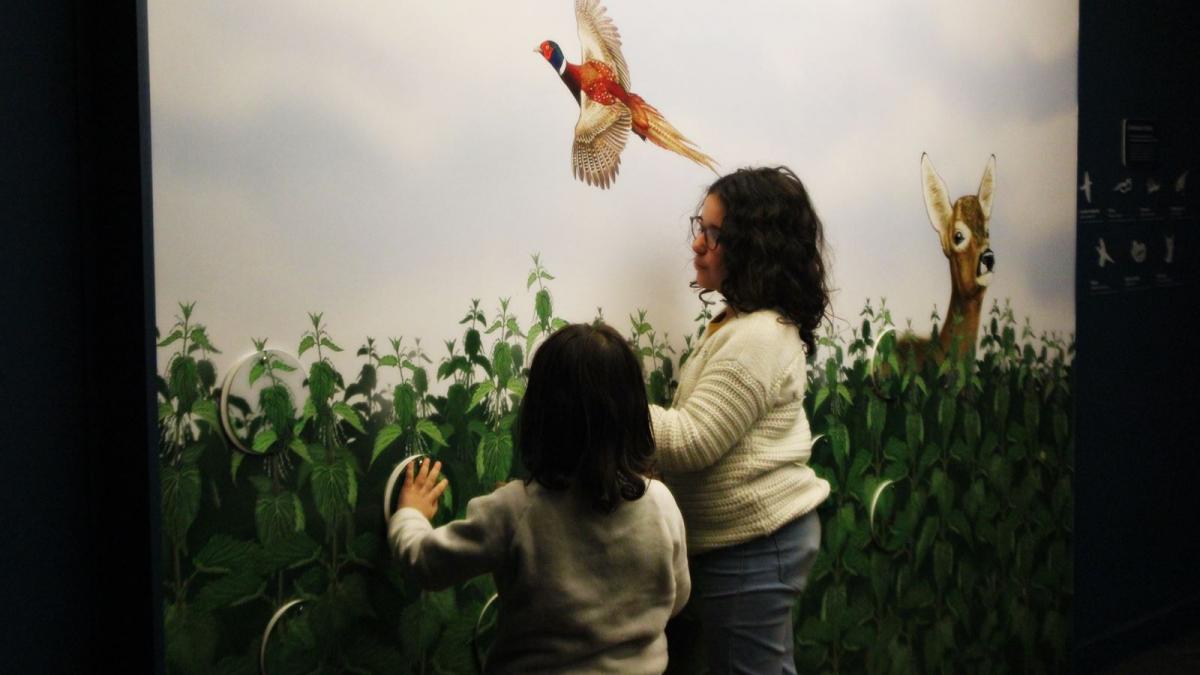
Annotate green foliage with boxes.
[157,277,1072,673]
[795,297,1073,674]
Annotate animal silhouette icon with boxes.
[537,0,717,188]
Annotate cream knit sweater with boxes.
[651,308,830,554]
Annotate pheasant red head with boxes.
[537,40,565,71]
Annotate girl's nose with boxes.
[691,233,707,255]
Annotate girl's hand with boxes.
[398,458,448,521]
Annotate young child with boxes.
[389,322,690,674]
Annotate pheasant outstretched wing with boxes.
[575,0,630,89]
[572,96,631,189]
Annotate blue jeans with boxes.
[669,511,822,675]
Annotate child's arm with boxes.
[666,489,691,617]
[388,459,521,591]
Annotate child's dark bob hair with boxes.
[700,165,831,355]
[517,322,655,513]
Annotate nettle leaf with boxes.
[196,359,217,390]
[189,327,219,354]
[311,454,352,525]
[157,329,183,348]
[260,531,321,572]
[813,387,830,412]
[994,384,1011,421]
[194,534,259,573]
[931,468,953,516]
[535,289,552,325]
[828,423,850,472]
[961,408,982,450]
[506,378,526,398]
[307,361,337,403]
[416,419,448,447]
[249,360,266,386]
[493,342,513,383]
[289,438,313,464]
[261,385,296,437]
[333,401,365,434]
[255,490,301,545]
[291,493,306,532]
[914,516,940,568]
[193,570,265,613]
[169,356,201,411]
[937,395,956,439]
[393,383,417,430]
[870,552,891,605]
[230,452,244,484]
[933,540,954,590]
[190,398,220,430]
[320,337,343,352]
[293,398,316,437]
[412,367,429,395]
[164,605,219,674]
[464,329,482,357]
[162,462,202,546]
[371,423,404,468]
[468,381,495,412]
[252,428,278,454]
[342,449,359,510]
[866,396,887,437]
[525,322,543,355]
[298,334,316,357]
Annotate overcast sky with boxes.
[149,0,1077,376]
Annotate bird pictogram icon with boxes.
[537,0,718,189]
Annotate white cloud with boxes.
[151,0,1079,379]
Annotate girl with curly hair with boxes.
[654,166,832,674]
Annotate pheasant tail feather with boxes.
[634,99,718,175]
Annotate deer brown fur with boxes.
[897,153,996,368]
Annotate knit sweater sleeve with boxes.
[387,480,524,591]
[650,356,770,473]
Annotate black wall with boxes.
[1,0,1198,672]
[1075,0,1200,669]
[0,1,162,672]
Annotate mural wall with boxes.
[150,1,1077,672]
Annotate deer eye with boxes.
[951,224,972,252]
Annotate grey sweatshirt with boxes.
[388,478,690,674]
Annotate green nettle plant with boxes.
[158,261,1072,675]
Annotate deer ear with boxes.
[977,155,996,220]
[921,153,953,238]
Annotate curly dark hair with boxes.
[697,166,831,354]
[517,322,655,513]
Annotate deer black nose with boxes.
[980,249,995,273]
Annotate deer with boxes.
[888,153,996,371]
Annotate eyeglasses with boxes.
[689,216,721,250]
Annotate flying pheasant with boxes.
[537,0,718,189]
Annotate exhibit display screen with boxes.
[149,2,1078,672]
